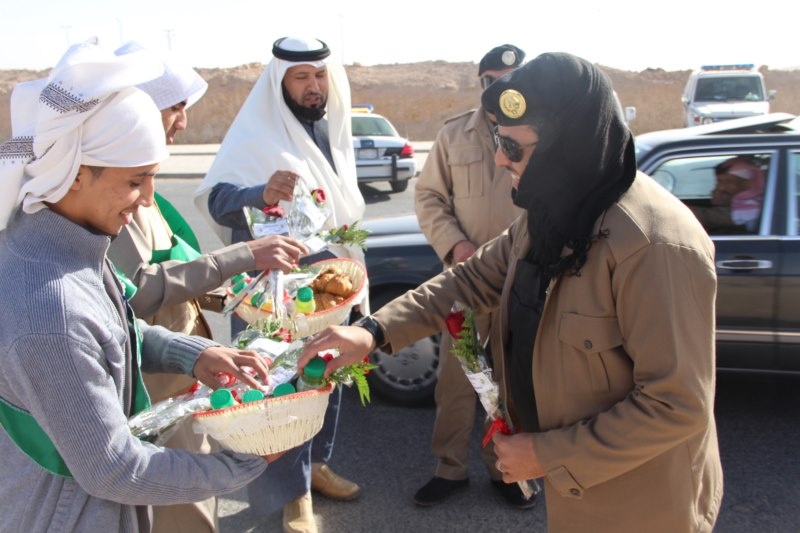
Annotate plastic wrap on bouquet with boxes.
[446,301,540,501]
[128,383,214,445]
[242,179,330,254]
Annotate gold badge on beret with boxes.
[499,89,526,119]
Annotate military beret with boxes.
[481,52,620,151]
[478,44,525,76]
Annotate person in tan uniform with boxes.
[300,52,722,533]
[413,44,530,509]
[108,42,307,533]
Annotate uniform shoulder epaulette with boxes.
[444,108,477,125]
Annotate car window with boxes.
[694,76,764,102]
[649,153,771,235]
[351,116,398,137]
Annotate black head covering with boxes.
[478,44,525,76]
[272,37,331,62]
[481,52,637,276]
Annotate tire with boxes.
[366,286,439,406]
[390,179,410,193]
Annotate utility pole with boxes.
[164,29,174,52]
[61,25,71,47]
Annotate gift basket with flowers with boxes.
[227,257,367,338]
[130,316,375,456]
[192,383,335,456]
[229,181,370,337]
[193,318,375,455]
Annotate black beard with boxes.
[282,84,327,122]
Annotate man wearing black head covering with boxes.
[413,44,529,509]
[299,51,723,532]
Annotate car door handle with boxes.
[716,259,773,270]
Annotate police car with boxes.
[681,64,776,127]
[351,105,417,193]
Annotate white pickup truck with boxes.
[682,64,776,127]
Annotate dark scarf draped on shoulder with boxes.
[511,53,637,277]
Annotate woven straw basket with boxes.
[193,385,332,455]
[234,258,367,338]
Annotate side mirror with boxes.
[681,95,689,105]
[767,89,777,101]
[624,106,637,123]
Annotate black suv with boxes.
[635,113,800,374]
[363,113,800,406]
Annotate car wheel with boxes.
[390,179,410,193]
[366,286,439,406]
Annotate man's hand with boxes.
[492,432,545,483]
[247,235,309,272]
[193,346,270,390]
[451,240,478,264]
[298,325,376,376]
[263,170,300,205]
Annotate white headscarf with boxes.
[0,39,169,230]
[194,36,365,245]
[115,40,208,110]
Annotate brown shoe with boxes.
[311,462,361,501]
[282,491,317,533]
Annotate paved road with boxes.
[154,148,800,533]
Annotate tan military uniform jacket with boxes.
[415,107,522,266]
[374,173,723,532]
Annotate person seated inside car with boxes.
[690,155,765,234]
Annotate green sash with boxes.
[0,279,151,478]
[154,192,201,256]
[150,192,202,265]
[0,396,72,477]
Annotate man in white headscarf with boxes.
[195,36,363,533]
[0,40,286,533]
[107,41,308,533]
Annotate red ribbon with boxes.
[482,417,511,447]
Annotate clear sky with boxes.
[2,0,798,72]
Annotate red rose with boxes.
[275,328,293,343]
[215,372,236,387]
[263,205,285,219]
[444,311,465,339]
[342,224,349,231]
[311,188,326,205]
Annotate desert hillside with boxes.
[2,62,799,143]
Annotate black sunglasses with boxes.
[493,125,536,163]
[480,75,497,90]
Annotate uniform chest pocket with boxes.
[448,146,485,198]
[558,313,626,394]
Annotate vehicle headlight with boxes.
[701,117,716,124]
